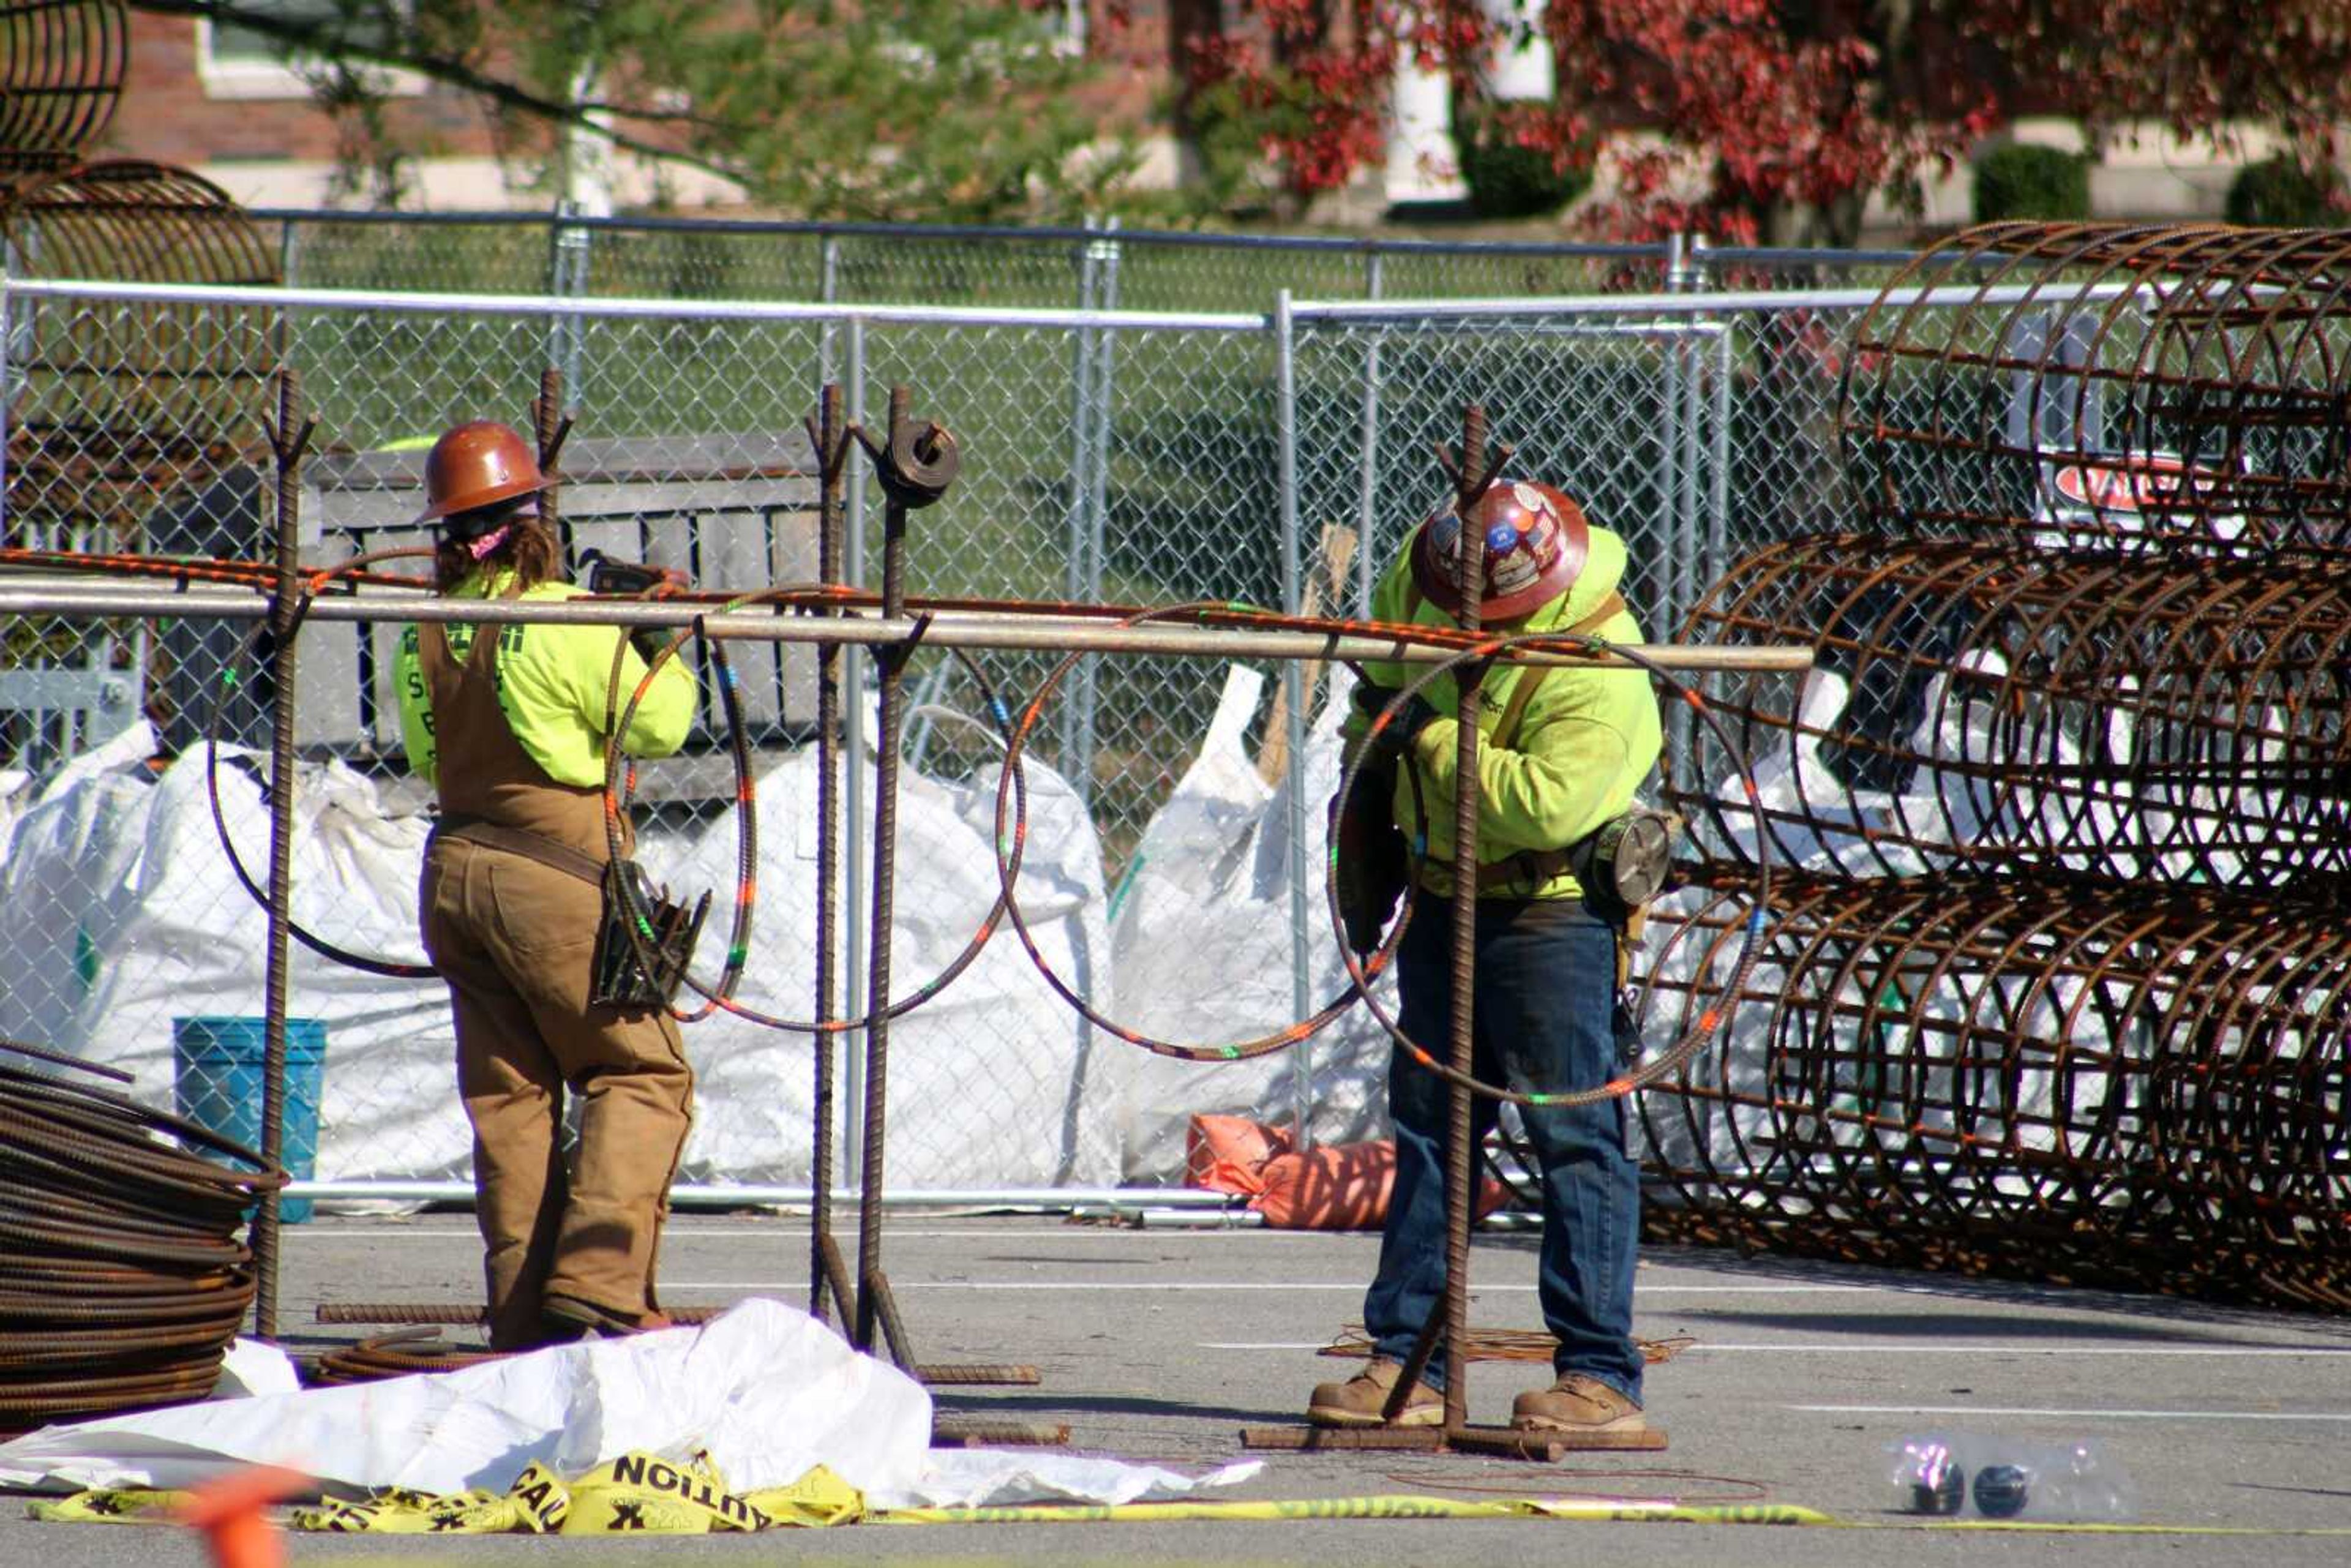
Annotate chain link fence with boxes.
[256,209,1954,312]
[0,263,1952,1202]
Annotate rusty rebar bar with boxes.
[806,383,847,1326]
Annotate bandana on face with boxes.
[465,523,514,561]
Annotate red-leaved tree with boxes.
[1180,1,2351,241]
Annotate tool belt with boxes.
[1471,804,1684,920]
[433,816,707,1009]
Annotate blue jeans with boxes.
[1363,896,1643,1403]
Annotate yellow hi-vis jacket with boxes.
[1342,523,1663,901]
[395,568,696,789]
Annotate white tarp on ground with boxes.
[0,1299,1258,1509]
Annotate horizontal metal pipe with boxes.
[285,1181,1251,1209]
[2,276,1262,334]
[0,585,1814,671]
[1289,278,2147,322]
[6,274,2140,329]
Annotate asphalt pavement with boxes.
[6,1209,2350,1566]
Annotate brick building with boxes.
[99,6,2274,230]
[103,9,739,211]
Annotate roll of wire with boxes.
[0,1038,282,1435]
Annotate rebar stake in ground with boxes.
[804,383,854,1329]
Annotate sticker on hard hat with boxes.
[1490,550,1539,595]
[1511,482,1547,514]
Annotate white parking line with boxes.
[1203,1341,2351,1356]
[1791,1403,2351,1422]
[294,1228,1305,1242]
[663,1281,1435,1291]
[657,1280,1892,1292]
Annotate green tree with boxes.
[136,1,1141,220]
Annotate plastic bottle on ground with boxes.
[1887,1431,2137,1522]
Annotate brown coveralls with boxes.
[416,621,694,1350]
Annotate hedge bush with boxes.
[1972,144,2092,223]
[2224,156,2347,228]
[1453,104,1591,220]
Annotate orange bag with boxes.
[1185,1115,1513,1231]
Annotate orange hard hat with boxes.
[413,421,552,526]
[1409,478,1590,621]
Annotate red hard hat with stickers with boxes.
[1409,479,1589,622]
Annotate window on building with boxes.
[199,2,423,101]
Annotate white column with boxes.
[1384,1,1554,204]
[1385,54,1463,203]
[1486,0,1554,102]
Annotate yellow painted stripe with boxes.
[874,1494,2351,1535]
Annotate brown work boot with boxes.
[1307,1359,1444,1428]
[1510,1372,1648,1434]
[539,1293,674,1344]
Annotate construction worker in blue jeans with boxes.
[1312,478,1662,1433]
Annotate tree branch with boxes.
[133,1,744,183]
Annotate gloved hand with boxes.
[1329,771,1408,958]
[1350,681,1441,762]
[579,550,686,666]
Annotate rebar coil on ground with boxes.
[1631,869,2351,1313]
[0,1044,280,1435]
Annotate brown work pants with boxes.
[421,838,694,1351]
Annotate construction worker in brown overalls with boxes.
[394,421,699,1351]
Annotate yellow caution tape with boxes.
[504,1460,570,1532]
[276,1457,865,1542]
[290,1458,571,1535]
[563,1449,772,1534]
[26,1488,194,1524]
[741,1464,866,1528]
[291,1490,520,1534]
[280,1449,860,1536]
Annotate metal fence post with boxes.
[1678,235,1711,634]
[1709,316,1733,594]
[1090,216,1120,617]
[1059,219,1101,800]
[1657,234,1687,632]
[1352,252,1384,618]
[841,315,869,1182]
[819,233,841,386]
[1084,216,1120,737]
[1275,290,1313,1150]
[547,200,591,398]
[1,270,11,525]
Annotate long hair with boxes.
[433,503,560,594]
